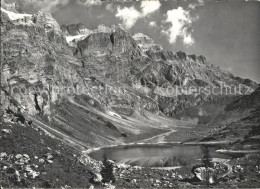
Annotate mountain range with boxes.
[1,2,260,188]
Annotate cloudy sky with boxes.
[9,0,260,83]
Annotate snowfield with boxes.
[65,35,88,43]
[1,8,32,20]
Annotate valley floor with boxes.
[1,99,260,188]
[1,113,260,188]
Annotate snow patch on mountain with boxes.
[64,25,117,46]
[1,8,32,21]
[66,35,88,43]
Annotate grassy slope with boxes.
[204,88,260,149]
[0,120,93,188]
[35,95,193,148]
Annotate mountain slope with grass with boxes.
[1,2,260,188]
[206,87,260,148]
[1,2,258,149]
[0,116,97,188]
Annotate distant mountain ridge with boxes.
[61,22,258,117]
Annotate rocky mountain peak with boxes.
[1,5,258,121]
[1,3,260,188]
[61,23,90,36]
[133,33,154,42]
[34,12,61,32]
[97,24,115,33]
[1,7,32,22]
[197,55,207,64]
[1,0,19,13]
[133,33,163,52]
[176,52,207,64]
[74,24,141,59]
[1,6,61,34]
[62,24,118,45]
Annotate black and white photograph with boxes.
[0,0,260,188]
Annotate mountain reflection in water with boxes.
[89,144,228,167]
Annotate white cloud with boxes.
[77,0,102,6]
[183,31,194,46]
[115,1,161,29]
[149,21,157,27]
[115,6,142,29]
[140,1,161,16]
[106,4,114,12]
[188,4,197,10]
[161,7,196,46]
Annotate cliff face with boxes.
[1,6,78,118]
[133,33,163,52]
[1,4,258,128]
[2,4,260,188]
[61,23,90,36]
[0,5,157,125]
[62,20,258,117]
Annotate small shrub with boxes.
[14,113,25,124]
[121,133,127,137]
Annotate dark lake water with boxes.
[89,143,229,167]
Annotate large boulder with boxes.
[192,163,229,184]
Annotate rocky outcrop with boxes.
[192,163,229,185]
[133,33,163,52]
[1,2,258,124]
[0,117,93,188]
[0,5,156,122]
[61,23,90,36]
[76,26,141,57]
[1,1,19,13]
[60,23,258,119]
[1,6,81,118]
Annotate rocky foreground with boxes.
[1,113,260,188]
[0,116,94,188]
[113,158,260,188]
[1,1,260,188]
